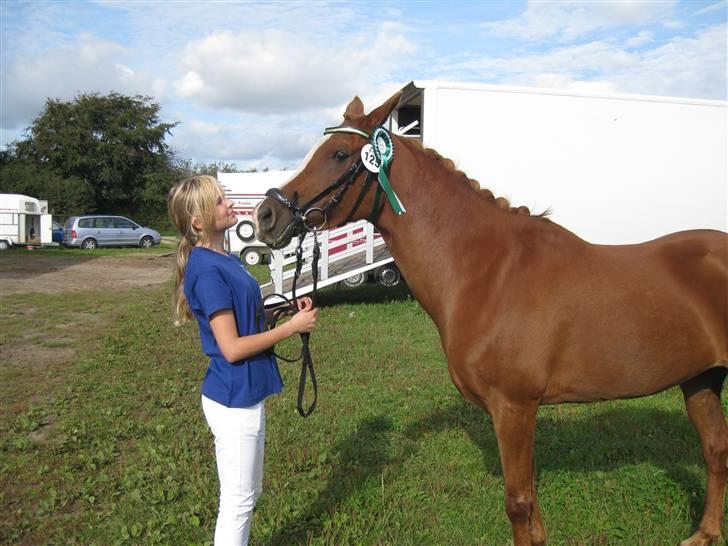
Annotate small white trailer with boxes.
[0,193,52,249]
[218,172,399,301]
[391,81,727,245]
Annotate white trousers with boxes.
[201,395,266,546]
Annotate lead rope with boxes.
[291,231,319,417]
[261,231,319,417]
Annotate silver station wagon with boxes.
[63,215,161,250]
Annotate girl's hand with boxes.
[288,298,318,334]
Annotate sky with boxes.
[1,0,726,171]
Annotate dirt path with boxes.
[0,251,176,422]
[0,252,174,295]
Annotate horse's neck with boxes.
[375,142,516,323]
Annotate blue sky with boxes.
[1,0,726,170]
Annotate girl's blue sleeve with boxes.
[193,268,233,319]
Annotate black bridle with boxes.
[259,126,388,417]
[264,158,383,234]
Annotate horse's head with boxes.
[254,91,402,249]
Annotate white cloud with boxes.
[432,24,726,100]
[483,0,677,42]
[1,34,161,130]
[694,1,727,16]
[625,30,655,48]
[612,24,727,98]
[169,80,407,168]
[170,114,323,169]
[173,23,416,113]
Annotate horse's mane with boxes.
[407,138,546,218]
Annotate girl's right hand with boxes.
[288,299,318,334]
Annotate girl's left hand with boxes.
[296,297,314,312]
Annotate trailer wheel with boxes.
[376,265,401,287]
[342,272,366,288]
[236,220,256,242]
[0,241,8,250]
[242,248,262,266]
[82,238,98,250]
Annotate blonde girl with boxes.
[168,175,317,545]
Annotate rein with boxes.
[259,232,321,417]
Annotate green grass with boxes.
[0,275,721,545]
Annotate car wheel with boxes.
[82,238,97,250]
[236,220,256,242]
[242,248,261,266]
[140,236,154,248]
[376,265,401,287]
[0,241,8,250]
[342,272,366,288]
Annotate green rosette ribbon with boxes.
[370,126,406,215]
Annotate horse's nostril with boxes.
[258,205,276,231]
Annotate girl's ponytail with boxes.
[172,236,194,324]
[167,175,220,325]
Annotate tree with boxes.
[0,158,94,217]
[16,92,178,217]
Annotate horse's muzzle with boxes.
[254,198,298,249]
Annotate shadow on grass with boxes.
[267,415,393,545]
[315,282,412,308]
[269,400,707,543]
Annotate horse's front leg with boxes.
[490,396,544,546]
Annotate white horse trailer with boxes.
[219,171,290,266]
[0,193,52,249]
[218,171,399,301]
[390,81,727,245]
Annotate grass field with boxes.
[1,258,724,545]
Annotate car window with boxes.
[95,217,113,228]
[113,218,135,229]
[78,218,93,228]
[52,221,63,229]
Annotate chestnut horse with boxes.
[254,92,728,545]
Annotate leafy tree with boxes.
[15,92,178,216]
[174,160,247,177]
[0,159,93,218]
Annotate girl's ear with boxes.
[191,216,204,232]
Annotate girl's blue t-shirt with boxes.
[184,247,283,408]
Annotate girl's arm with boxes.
[209,298,317,363]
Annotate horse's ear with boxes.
[366,91,402,127]
[343,97,365,120]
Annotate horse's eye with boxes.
[334,150,349,161]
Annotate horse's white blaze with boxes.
[289,134,332,180]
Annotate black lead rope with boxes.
[259,232,320,417]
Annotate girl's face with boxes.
[212,192,238,232]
